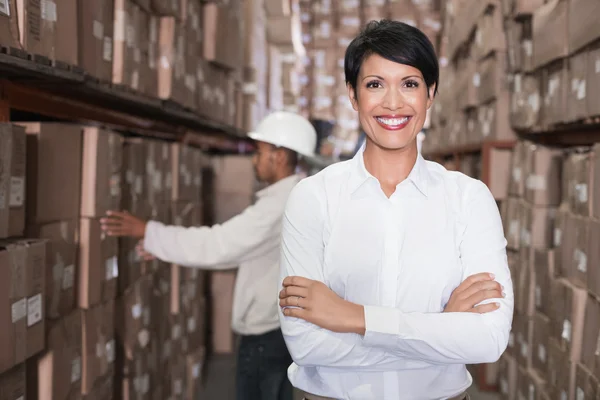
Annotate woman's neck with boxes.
[362,141,418,195]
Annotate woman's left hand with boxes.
[279,276,365,335]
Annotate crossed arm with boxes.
[278,179,514,370]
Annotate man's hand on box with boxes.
[135,239,157,261]
[100,211,147,238]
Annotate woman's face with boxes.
[349,54,435,152]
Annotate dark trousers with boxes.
[236,328,293,400]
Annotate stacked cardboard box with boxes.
[498,140,600,400]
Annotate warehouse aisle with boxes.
[199,355,501,400]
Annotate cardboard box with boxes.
[78,218,118,309]
[551,278,587,363]
[0,239,46,375]
[589,220,600,299]
[145,140,172,206]
[158,17,186,104]
[28,220,78,321]
[16,0,52,58]
[185,346,206,400]
[55,0,78,65]
[524,144,562,207]
[489,147,511,200]
[0,124,26,239]
[477,96,515,141]
[575,363,598,400]
[29,310,82,400]
[498,353,517,400]
[581,295,600,376]
[514,313,533,368]
[567,51,589,122]
[82,301,115,396]
[541,60,569,127]
[116,352,152,400]
[532,0,568,69]
[587,45,600,118]
[145,14,159,98]
[203,1,242,70]
[474,7,505,61]
[508,141,527,197]
[131,0,150,11]
[150,0,179,16]
[510,74,541,130]
[531,312,551,380]
[115,275,153,360]
[547,337,571,398]
[478,52,508,105]
[21,123,83,225]
[113,0,144,91]
[533,249,555,316]
[311,15,335,48]
[78,0,114,82]
[117,236,146,296]
[0,363,26,400]
[554,209,574,277]
[265,0,290,17]
[504,197,522,251]
[515,249,534,317]
[516,367,547,400]
[81,128,123,218]
[565,150,593,217]
[0,0,19,48]
[566,216,590,289]
[569,0,600,55]
[521,203,556,250]
[183,296,205,353]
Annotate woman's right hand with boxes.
[443,273,504,313]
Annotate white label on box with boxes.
[132,303,142,319]
[561,391,568,400]
[71,357,82,383]
[188,317,196,333]
[575,249,587,273]
[105,257,116,280]
[509,220,519,240]
[96,342,104,358]
[529,384,535,400]
[27,294,42,327]
[520,341,528,357]
[514,74,522,93]
[524,40,532,57]
[41,0,57,22]
[473,73,481,88]
[554,228,562,246]
[143,307,150,326]
[142,374,150,394]
[577,388,584,400]
[526,175,546,191]
[192,363,200,379]
[9,177,24,207]
[572,78,579,92]
[133,48,141,64]
[126,170,134,184]
[110,174,121,197]
[500,378,508,394]
[93,20,104,40]
[114,10,126,42]
[16,397,24,400]
[174,379,183,395]
[106,339,115,363]
[138,329,150,347]
[576,183,588,203]
[172,324,182,340]
[535,285,541,307]
[0,0,10,16]
[538,344,546,363]
[148,46,156,69]
[562,319,572,342]
[521,228,531,247]
[509,332,515,347]
[596,58,600,74]
[11,299,26,323]
[62,264,75,290]
[160,280,169,295]
[135,176,142,194]
[528,92,540,112]
[103,37,113,62]
[512,167,522,183]
[578,80,587,100]
[194,176,201,187]
[126,23,135,48]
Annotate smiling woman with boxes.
[278,20,514,400]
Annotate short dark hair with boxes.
[344,20,439,97]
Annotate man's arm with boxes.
[142,196,281,268]
[280,179,513,369]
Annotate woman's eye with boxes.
[366,81,382,89]
[405,80,419,88]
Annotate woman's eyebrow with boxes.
[362,75,385,81]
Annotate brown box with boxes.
[515,249,534,317]
[521,204,556,250]
[509,141,527,197]
[0,363,26,400]
[575,363,598,400]
[16,0,52,58]
[78,218,118,309]
[587,45,600,118]
[516,367,547,400]
[78,0,114,82]
[478,52,508,105]
[115,274,153,360]
[498,353,517,400]
[211,155,255,224]
[510,73,541,130]
[589,220,600,298]
[541,60,569,126]
[183,296,206,353]
[210,270,236,353]
[569,0,600,54]
[551,278,587,362]
[533,249,555,316]
[158,17,186,104]
[515,314,534,368]
[489,147,511,200]
[82,300,115,396]
[21,123,83,225]
[504,197,522,250]
[565,150,593,217]
[116,351,152,400]
[29,310,82,400]
[581,295,600,375]
[203,1,242,70]
[0,239,46,375]
[117,236,146,296]
[131,0,150,11]
[524,144,563,207]
[171,145,200,202]
[547,337,571,398]
[113,0,145,91]
[145,140,172,206]
[145,14,159,98]
[477,96,515,141]
[566,215,590,289]
[55,0,78,65]
[121,138,147,216]
[0,0,19,48]
[28,220,78,321]
[532,0,568,69]
[567,51,589,122]
[81,128,123,218]
[0,124,26,239]
[531,312,551,380]
[151,0,179,16]
[185,346,206,400]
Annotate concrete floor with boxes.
[199,353,502,400]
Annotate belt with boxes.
[301,391,470,400]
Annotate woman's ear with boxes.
[347,84,359,111]
[426,84,436,110]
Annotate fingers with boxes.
[279,286,308,299]
[465,288,504,307]
[282,307,308,320]
[453,273,495,295]
[279,296,305,308]
[282,276,312,288]
[471,302,501,314]
[459,280,503,301]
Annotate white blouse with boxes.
[278,148,514,400]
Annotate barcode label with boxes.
[62,265,75,290]
[11,299,26,323]
[103,37,113,62]
[27,294,42,327]
[9,177,23,207]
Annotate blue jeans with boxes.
[236,328,293,400]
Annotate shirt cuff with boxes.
[362,305,402,348]
[143,220,162,254]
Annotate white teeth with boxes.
[376,117,409,126]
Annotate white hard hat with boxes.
[248,111,317,158]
